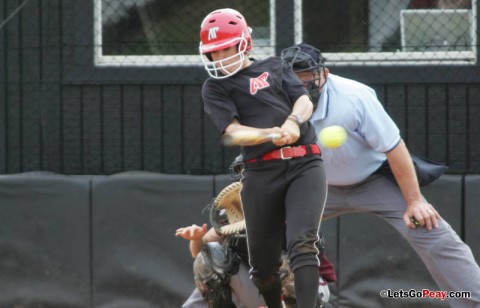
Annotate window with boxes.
[94,0,291,66]
[300,0,477,65]
[93,0,476,67]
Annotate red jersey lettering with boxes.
[250,72,270,95]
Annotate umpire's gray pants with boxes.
[323,173,480,308]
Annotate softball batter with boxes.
[199,8,327,308]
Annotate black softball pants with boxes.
[241,154,327,307]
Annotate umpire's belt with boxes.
[246,144,321,163]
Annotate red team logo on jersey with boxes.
[250,72,270,95]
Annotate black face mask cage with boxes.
[281,46,324,72]
[229,155,244,182]
[281,46,326,105]
[303,70,321,93]
[280,46,326,107]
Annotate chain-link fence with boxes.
[0,0,479,175]
[98,0,476,66]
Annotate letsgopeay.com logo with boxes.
[379,289,471,301]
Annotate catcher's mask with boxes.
[210,182,245,236]
[281,43,326,107]
[229,154,244,182]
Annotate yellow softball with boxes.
[318,125,347,149]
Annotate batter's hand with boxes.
[273,120,300,146]
[403,200,441,231]
[175,223,208,241]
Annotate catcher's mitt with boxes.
[210,181,245,235]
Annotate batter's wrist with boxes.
[287,114,304,126]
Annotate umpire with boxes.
[281,43,480,307]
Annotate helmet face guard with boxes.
[199,8,252,79]
[199,34,249,79]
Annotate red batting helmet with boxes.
[199,8,252,79]
[199,8,252,55]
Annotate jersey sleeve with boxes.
[281,60,309,105]
[202,80,238,134]
[354,87,401,153]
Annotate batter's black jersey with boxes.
[202,56,318,160]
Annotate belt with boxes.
[246,144,321,163]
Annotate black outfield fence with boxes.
[0,172,478,307]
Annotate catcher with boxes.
[176,177,336,308]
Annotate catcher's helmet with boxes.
[281,43,326,106]
[199,8,252,79]
[229,154,244,182]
